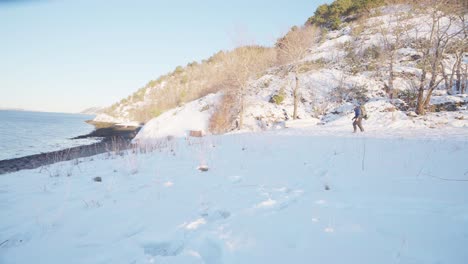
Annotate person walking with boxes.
[352,105,364,133]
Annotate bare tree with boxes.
[379,11,408,99]
[410,1,465,115]
[224,46,276,129]
[276,25,321,119]
[445,13,468,94]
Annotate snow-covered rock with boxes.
[133,93,221,142]
[115,121,142,127]
[93,113,127,124]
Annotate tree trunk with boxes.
[448,60,456,94]
[293,73,299,120]
[455,54,462,93]
[462,64,467,94]
[440,61,449,92]
[238,86,244,129]
[422,65,442,111]
[416,69,427,115]
[424,70,447,113]
[389,52,394,99]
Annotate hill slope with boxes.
[96,2,468,138]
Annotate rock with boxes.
[197,165,209,172]
[93,177,102,182]
[189,130,203,137]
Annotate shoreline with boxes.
[0,122,141,175]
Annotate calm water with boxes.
[0,110,100,160]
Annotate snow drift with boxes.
[133,93,221,142]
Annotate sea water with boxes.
[0,110,100,160]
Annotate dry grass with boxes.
[209,93,238,134]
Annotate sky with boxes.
[0,0,330,113]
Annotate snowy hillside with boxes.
[1,130,467,263]
[101,3,467,139]
[239,4,468,130]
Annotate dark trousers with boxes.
[353,117,364,132]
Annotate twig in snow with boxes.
[0,240,8,247]
[422,173,468,182]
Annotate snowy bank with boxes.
[133,93,221,142]
[93,113,127,124]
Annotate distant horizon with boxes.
[0,107,95,115]
[0,0,331,113]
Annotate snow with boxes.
[1,128,468,264]
[2,5,468,263]
[93,113,127,124]
[115,121,142,127]
[284,118,320,128]
[133,93,221,142]
[431,95,468,105]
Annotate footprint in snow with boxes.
[176,239,224,264]
[228,175,242,184]
[143,241,184,257]
[180,209,231,232]
[200,209,231,222]
[256,198,277,208]
[315,199,327,205]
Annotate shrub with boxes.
[305,0,386,30]
[330,83,369,102]
[297,60,325,73]
[261,79,271,88]
[363,45,381,60]
[397,89,418,109]
[270,92,285,105]
[349,84,369,102]
[174,66,184,74]
[150,107,163,118]
[209,93,237,134]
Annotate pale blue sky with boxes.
[0,0,329,113]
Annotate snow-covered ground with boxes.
[1,127,467,264]
[2,4,468,263]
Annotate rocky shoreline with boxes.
[0,122,141,175]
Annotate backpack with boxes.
[360,105,368,120]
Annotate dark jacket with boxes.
[354,107,361,119]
